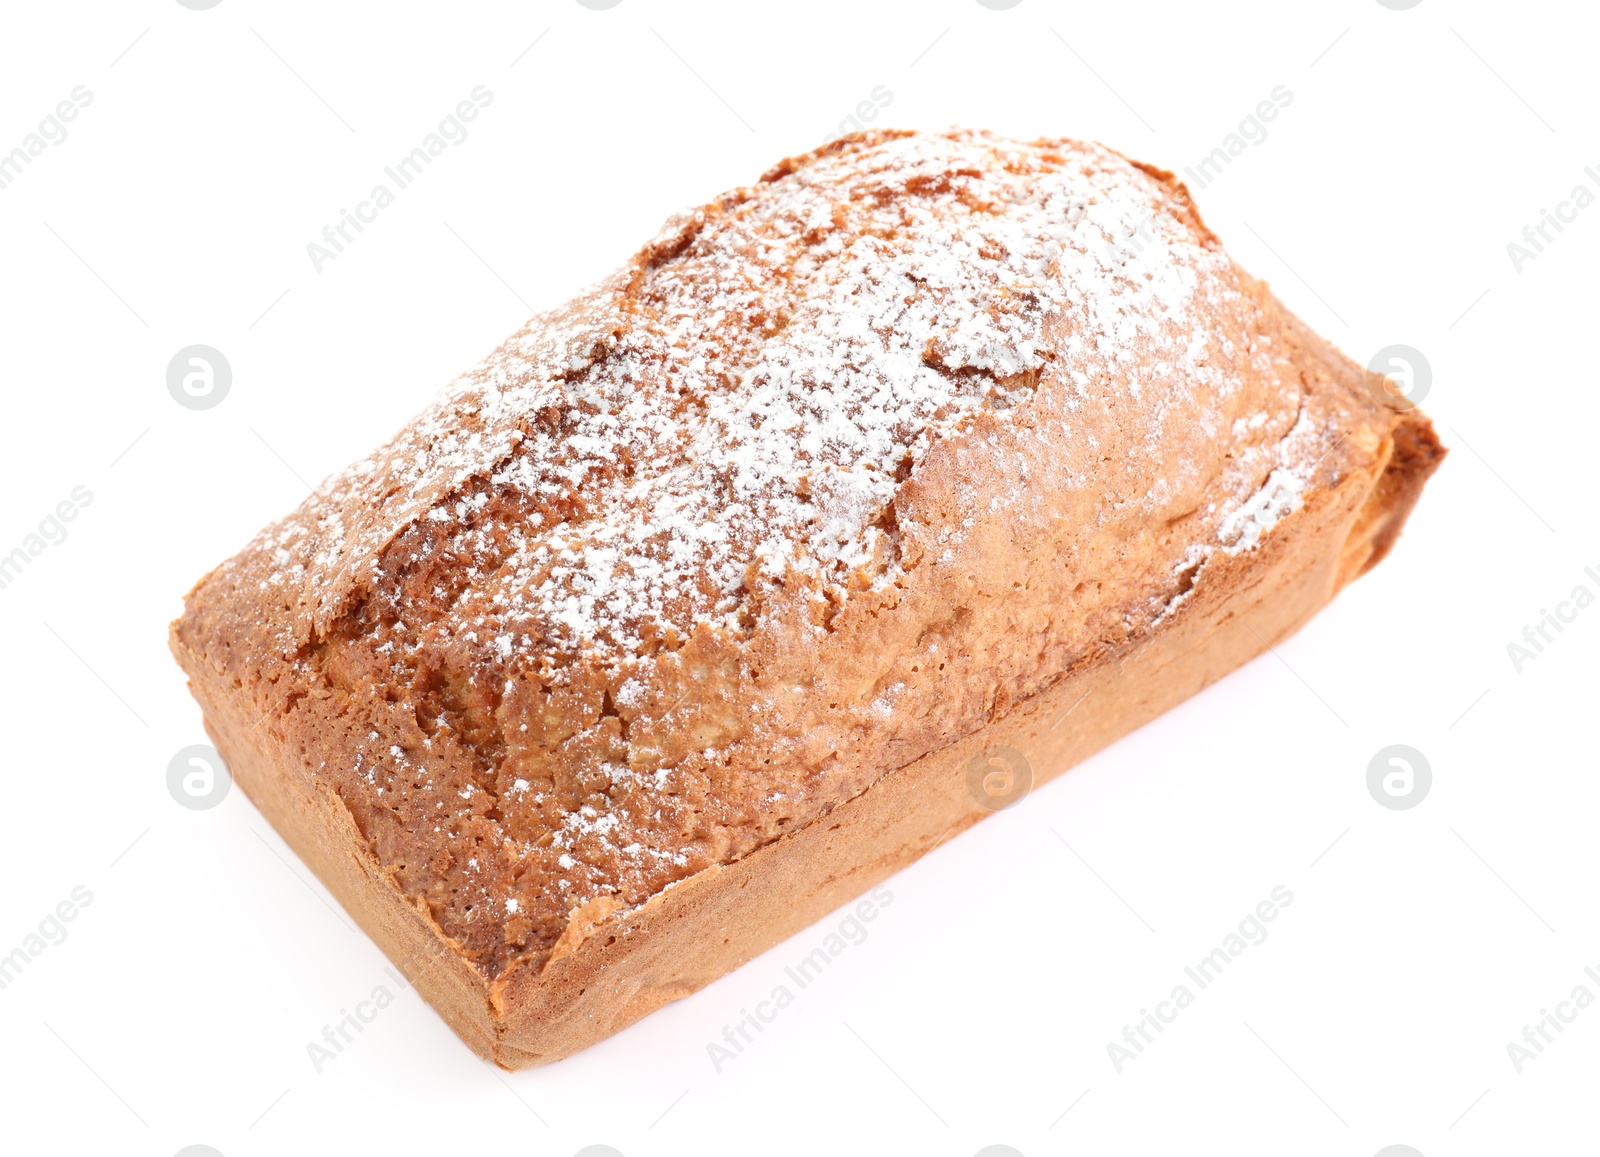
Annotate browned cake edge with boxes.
[171,401,1443,1071]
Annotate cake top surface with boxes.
[266,128,1235,665]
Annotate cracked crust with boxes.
[170,129,1443,1065]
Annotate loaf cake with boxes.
[171,128,1443,1067]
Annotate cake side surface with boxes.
[172,128,1439,991]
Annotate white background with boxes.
[0,1,1595,1154]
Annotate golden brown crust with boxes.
[173,387,1439,1066]
[170,129,1443,1065]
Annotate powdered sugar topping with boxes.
[294,131,1232,664]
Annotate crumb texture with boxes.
[174,129,1396,979]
